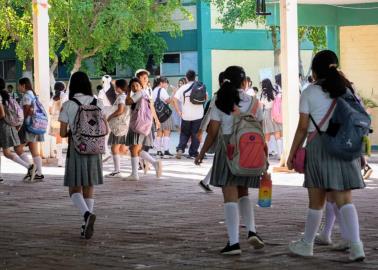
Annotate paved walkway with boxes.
[1,154,378,270]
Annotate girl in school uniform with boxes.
[15,77,44,181]
[59,71,104,239]
[287,50,365,261]
[106,79,130,178]
[195,66,265,255]
[0,78,35,181]
[125,77,162,181]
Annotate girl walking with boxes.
[195,66,265,255]
[287,50,365,261]
[59,71,104,239]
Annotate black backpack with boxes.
[154,88,172,123]
[183,81,207,105]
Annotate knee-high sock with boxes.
[140,151,156,165]
[238,196,256,233]
[276,138,283,157]
[320,202,336,240]
[155,136,162,152]
[56,144,63,160]
[131,157,139,176]
[20,153,30,164]
[33,156,43,175]
[84,198,94,213]
[340,204,361,243]
[333,203,349,240]
[112,154,120,172]
[202,167,212,185]
[303,209,323,244]
[10,154,30,169]
[163,136,170,152]
[224,202,239,245]
[71,193,89,216]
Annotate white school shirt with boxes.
[299,84,333,132]
[21,90,36,107]
[260,95,274,110]
[174,81,204,121]
[245,88,256,97]
[210,90,263,135]
[152,87,170,103]
[59,94,104,129]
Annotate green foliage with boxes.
[360,96,378,109]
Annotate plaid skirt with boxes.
[263,109,282,134]
[0,119,20,148]
[18,125,44,144]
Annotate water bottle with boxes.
[258,173,272,208]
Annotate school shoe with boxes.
[0,176,3,183]
[198,180,213,193]
[163,151,174,159]
[363,164,373,180]
[176,150,183,159]
[248,231,265,249]
[155,160,162,178]
[83,212,96,239]
[34,174,45,182]
[123,174,139,181]
[331,240,350,251]
[157,151,164,159]
[288,239,314,257]
[349,242,365,262]
[220,242,242,255]
[23,164,36,182]
[107,171,122,178]
[315,233,332,245]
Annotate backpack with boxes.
[71,98,108,155]
[108,106,131,137]
[154,88,172,123]
[183,81,207,105]
[25,95,48,135]
[271,93,282,124]
[223,98,268,177]
[129,95,153,136]
[4,97,24,127]
[314,89,371,161]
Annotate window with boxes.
[160,51,198,76]
[0,59,16,80]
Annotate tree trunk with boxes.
[274,48,281,75]
[71,55,83,74]
[270,26,280,75]
[49,54,59,94]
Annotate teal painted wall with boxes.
[160,30,197,52]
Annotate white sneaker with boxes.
[315,233,332,245]
[106,171,122,178]
[349,242,365,262]
[123,174,139,181]
[155,160,162,178]
[289,239,313,257]
[331,240,350,251]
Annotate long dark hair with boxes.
[53,81,66,101]
[19,77,37,96]
[311,50,352,98]
[115,79,128,94]
[215,66,245,115]
[260,79,276,102]
[69,72,93,100]
[0,78,9,105]
[128,77,142,90]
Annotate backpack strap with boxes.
[308,99,337,142]
[157,88,161,101]
[90,98,97,106]
[250,98,260,118]
[71,98,82,107]
[183,83,195,104]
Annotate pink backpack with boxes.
[130,95,153,136]
[4,97,24,127]
[71,98,108,155]
[271,93,282,124]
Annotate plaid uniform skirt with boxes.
[18,125,44,144]
[263,109,282,134]
[0,119,20,148]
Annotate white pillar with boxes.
[279,0,300,163]
[32,0,51,157]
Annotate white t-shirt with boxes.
[260,95,274,110]
[245,88,255,97]
[210,90,263,135]
[114,93,126,106]
[174,81,204,121]
[59,94,104,129]
[152,87,170,103]
[299,84,334,132]
[21,90,35,106]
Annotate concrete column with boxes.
[279,0,300,163]
[32,0,51,157]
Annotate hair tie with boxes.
[223,79,231,83]
[329,64,338,69]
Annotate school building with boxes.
[1,1,378,143]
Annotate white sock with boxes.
[155,137,162,152]
[84,198,94,213]
[276,138,283,157]
[320,202,336,241]
[71,193,89,216]
[33,156,43,175]
[131,157,139,176]
[303,208,323,244]
[340,204,361,243]
[56,144,63,160]
[333,203,349,240]
[20,153,30,164]
[238,196,256,233]
[112,154,120,172]
[163,137,170,152]
[224,202,239,245]
[140,151,156,165]
[202,167,212,185]
[10,154,30,169]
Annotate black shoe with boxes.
[198,180,213,193]
[83,212,96,239]
[80,224,85,239]
[157,151,164,158]
[163,151,174,158]
[220,242,241,255]
[248,231,265,249]
[34,174,45,182]
[0,177,3,183]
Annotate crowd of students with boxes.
[0,49,370,262]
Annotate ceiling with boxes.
[298,0,378,4]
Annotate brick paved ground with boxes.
[1,154,378,270]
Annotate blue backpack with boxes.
[312,89,371,161]
[25,95,49,135]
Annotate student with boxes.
[106,79,130,178]
[125,77,162,181]
[152,76,174,158]
[0,78,35,181]
[287,50,365,261]
[195,66,265,255]
[260,79,283,159]
[197,71,225,193]
[171,78,187,131]
[245,76,255,96]
[59,71,104,239]
[15,77,45,181]
[49,82,66,167]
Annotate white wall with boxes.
[172,5,197,31]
